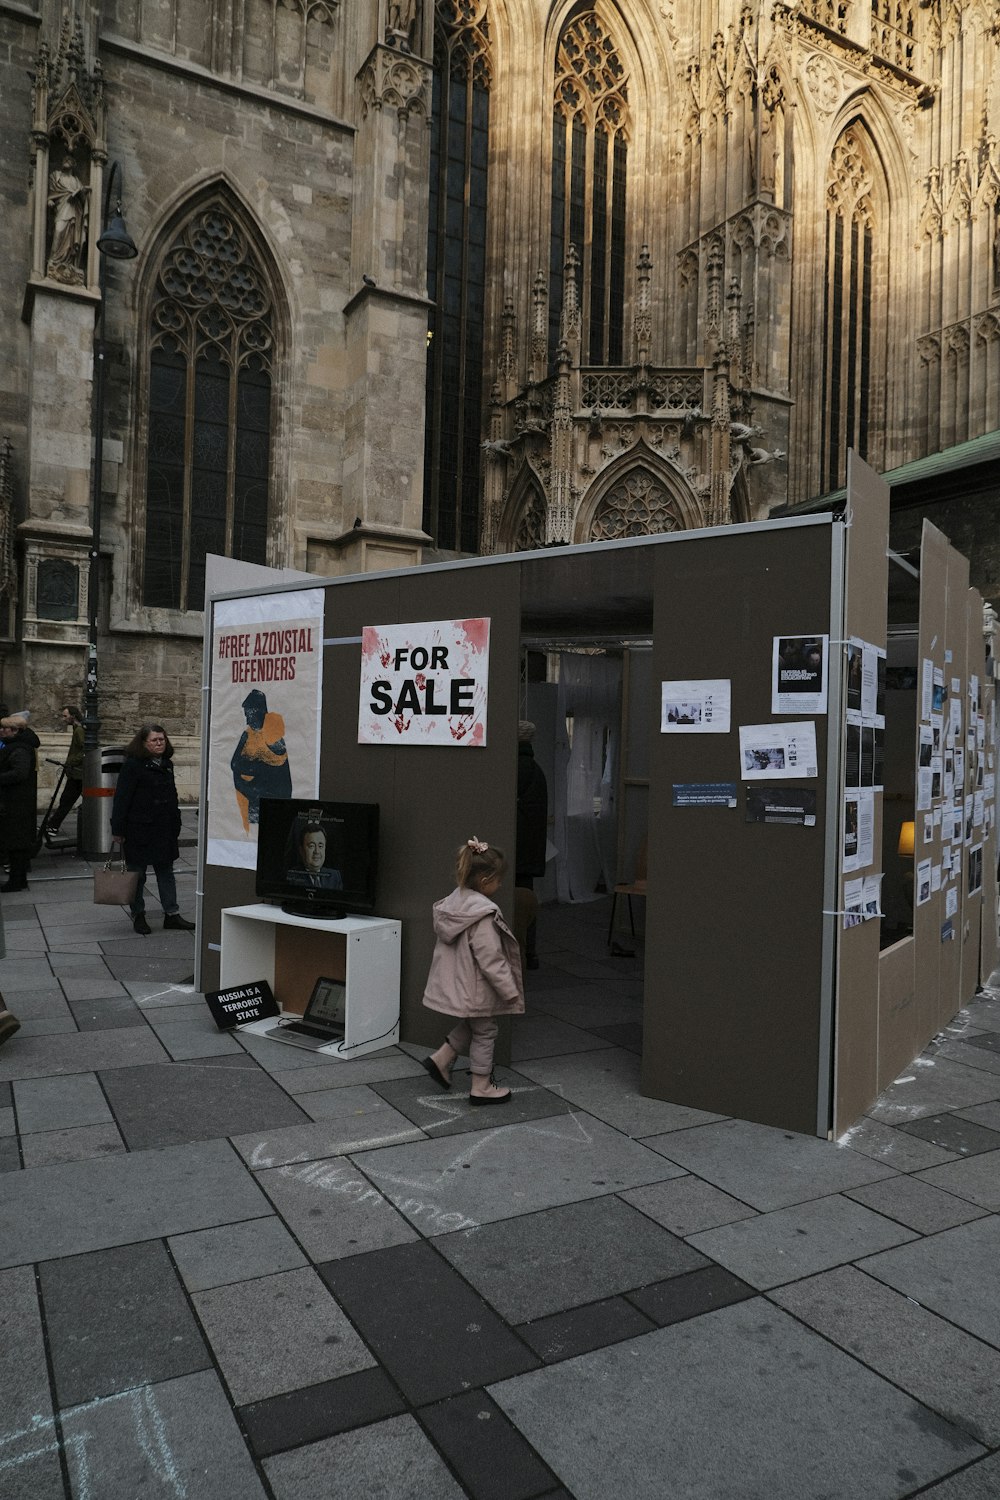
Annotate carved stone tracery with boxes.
[589,469,682,541]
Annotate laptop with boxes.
[262,976,347,1051]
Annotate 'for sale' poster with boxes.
[358,618,490,746]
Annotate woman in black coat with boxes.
[0,715,41,892]
[110,723,194,936]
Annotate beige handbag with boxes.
[93,853,139,906]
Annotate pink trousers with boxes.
[446,1016,499,1076]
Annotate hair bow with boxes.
[466,836,489,854]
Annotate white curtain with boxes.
[554,653,621,902]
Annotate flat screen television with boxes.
[256,799,380,919]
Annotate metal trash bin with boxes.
[81,744,125,859]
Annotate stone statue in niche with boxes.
[386,0,418,49]
[47,157,90,283]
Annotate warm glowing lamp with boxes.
[897,821,915,857]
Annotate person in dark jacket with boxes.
[110,722,195,935]
[515,720,548,969]
[45,705,85,842]
[0,715,41,892]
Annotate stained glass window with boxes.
[143,204,274,610]
[424,1,491,554]
[551,7,630,367]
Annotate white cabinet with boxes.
[220,903,401,1060]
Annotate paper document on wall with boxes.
[739,722,818,780]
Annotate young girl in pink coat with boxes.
[421,837,525,1105]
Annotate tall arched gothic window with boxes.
[143,202,275,610]
[550,6,630,367]
[821,125,885,491]
[423,0,491,554]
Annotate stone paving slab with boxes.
[933,1038,1000,1076]
[104,955,197,983]
[67,995,148,1031]
[0,1264,65,1500]
[915,1149,1000,1211]
[169,1216,308,1293]
[367,1066,573,1139]
[59,975,130,1002]
[489,1298,985,1500]
[436,1195,708,1323]
[510,1013,611,1060]
[0,1106,12,1136]
[239,1367,406,1460]
[318,1240,538,1406]
[99,1058,309,1150]
[955,1099,1000,1133]
[641,1117,898,1211]
[149,1020,245,1061]
[263,1414,467,1500]
[771,1265,1000,1445]
[256,1156,418,1261]
[527,994,645,1030]
[192,1266,376,1405]
[59,1368,268,1500]
[688,1193,917,1289]
[418,1389,560,1500]
[0,1137,19,1172]
[16,1017,80,1038]
[231,1109,426,1172]
[868,1056,1000,1126]
[20,1121,127,1169]
[515,1295,656,1365]
[915,1454,1000,1499]
[0,1026,169,1082]
[356,1114,678,1234]
[860,1215,1000,1347]
[0,1139,273,1268]
[837,1115,960,1171]
[14,1073,112,1133]
[900,1112,1000,1157]
[844,1174,989,1234]
[40,1239,212,1407]
[269,1051,425,1094]
[4,990,75,1021]
[0,958,62,992]
[619,1175,758,1238]
[515,1048,726,1137]
[128,980,200,1007]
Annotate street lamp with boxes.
[81,159,137,859]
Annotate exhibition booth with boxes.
[195,453,998,1137]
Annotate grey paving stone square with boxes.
[837,1115,960,1171]
[13,1073,112,1133]
[489,1298,985,1500]
[955,1098,1000,1133]
[148,1020,245,1060]
[509,1013,610,1060]
[513,1048,726,1136]
[59,976,129,1002]
[60,1368,268,1500]
[0,1025,168,1082]
[0,1139,272,1268]
[20,1122,126,1168]
[240,1367,406,1459]
[437,1196,708,1322]
[3,989,74,1022]
[235,1028,366,1073]
[357,1114,679,1234]
[13,1016,79,1037]
[98,1059,309,1150]
[625,1264,756,1327]
[642,1117,898,1211]
[104,955,196,983]
[515,1295,656,1363]
[270,1051,425,1094]
[192,1266,376,1405]
[0,1105,13,1136]
[0,1264,65,1499]
[367,1066,573,1138]
[620,1175,758,1238]
[869,1056,1000,1125]
[128,980,200,1007]
[938,1036,1000,1074]
[257,1155,418,1261]
[263,1414,466,1500]
[0,1081,10,1106]
[230,1107,425,1172]
[0,957,58,992]
[959,994,1000,1031]
[48,953,115,976]
[688,1193,917,1290]
[0,1135,20,1171]
[40,1239,211,1407]
[144,1002,219,1028]
[914,1454,1000,1499]
[900,1111,1000,1157]
[67,995,147,1031]
[317,1240,537,1405]
[169,1216,308,1292]
[844,1174,989,1234]
[418,1390,558,1500]
[860,1215,1000,1347]
[915,1148,1000,1211]
[772,1265,1000,1445]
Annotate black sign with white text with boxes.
[204,979,279,1031]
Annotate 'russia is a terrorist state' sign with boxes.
[358,618,490,746]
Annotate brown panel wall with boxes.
[913,522,949,1044]
[833,454,889,1135]
[877,937,917,1092]
[981,659,999,983]
[938,546,970,1031]
[960,588,986,1006]
[642,521,835,1134]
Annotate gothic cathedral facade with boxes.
[0,0,998,754]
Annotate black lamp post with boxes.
[81,159,137,859]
